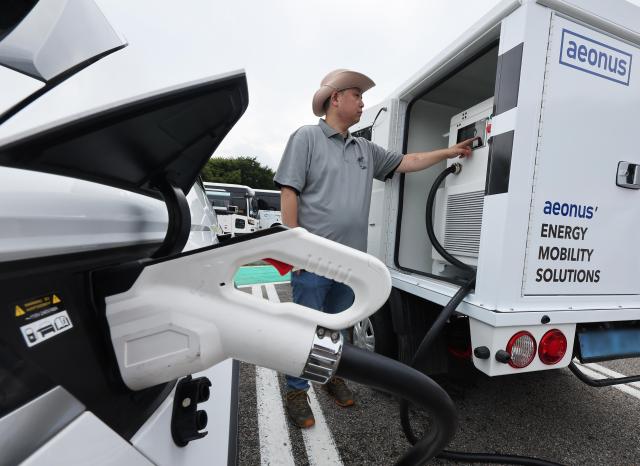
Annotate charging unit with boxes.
[352,0,640,378]
[432,97,493,271]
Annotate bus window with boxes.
[202,183,254,218]
[253,190,280,211]
[206,190,231,212]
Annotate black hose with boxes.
[399,276,475,444]
[398,163,476,444]
[439,451,564,466]
[424,164,474,273]
[397,165,564,466]
[336,343,457,466]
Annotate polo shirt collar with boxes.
[319,119,353,143]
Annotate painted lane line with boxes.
[577,361,640,393]
[252,285,296,466]
[303,387,343,466]
[573,362,640,401]
[255,367,296,466]
[264,283,344,466]
[264,283,282,303]
[238,281,287,290]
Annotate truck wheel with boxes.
[352,302,397,359]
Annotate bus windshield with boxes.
[252,190,280,212]
[204,183,253,216]
[206,190,232,212]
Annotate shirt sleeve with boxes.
[368,140,404,181]
[273,128,311,193]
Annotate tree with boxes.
[201,156,277,189]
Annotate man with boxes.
[274,69,476,429]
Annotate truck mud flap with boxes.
[388,289,447,373]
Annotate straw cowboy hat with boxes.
[312,69,375,117]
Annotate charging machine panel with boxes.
[433,97,493,270]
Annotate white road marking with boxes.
[255,367,296,466]
[237,281,288,290]
[252,285,295,466]
[264,283,280,302]
[303,387,343,466]
[264,283,343,466]
[573,361,640,400]
[580,362,640,392]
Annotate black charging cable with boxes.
[398,164,564,466]
[337,343,457,466]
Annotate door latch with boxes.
[617,161,640,189]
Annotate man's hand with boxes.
[397,136,481,173]
[446,137,479,159]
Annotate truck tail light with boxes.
[506,331,536,368]
[538,329,567,365]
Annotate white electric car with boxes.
[0,2,397,466]
[0,1,244,464]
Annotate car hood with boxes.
[0,71,248,198]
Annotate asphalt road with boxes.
[237,283,640,466]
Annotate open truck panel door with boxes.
[351,99,403,260]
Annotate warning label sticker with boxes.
[14,293,64,322]
[20,310,73,347]
[13,293,73,347]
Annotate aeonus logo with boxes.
[559,29,632,86]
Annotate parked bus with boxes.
[203,182,256,236]
[252,188,282,230]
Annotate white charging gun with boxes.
[104,227,391,390]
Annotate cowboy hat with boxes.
[312,69,375,117]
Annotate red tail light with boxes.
[506,331,536,368]
[538,329,567,365]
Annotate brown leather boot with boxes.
[326,377,354,407]
[285,389,315,428]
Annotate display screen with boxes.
[457,119,487,148]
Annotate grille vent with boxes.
[443,190,484,257]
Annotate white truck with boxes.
[352,0,640,382]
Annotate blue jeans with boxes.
[285,271,354,391]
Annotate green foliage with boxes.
[201,156,277,189]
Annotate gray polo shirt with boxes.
[274,119,404,251]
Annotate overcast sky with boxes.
[211,0,504,170]
[97,0,640,171]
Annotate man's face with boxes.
[333,88,364,126]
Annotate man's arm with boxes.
[280,186,299,228]
[396,137,477,173]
